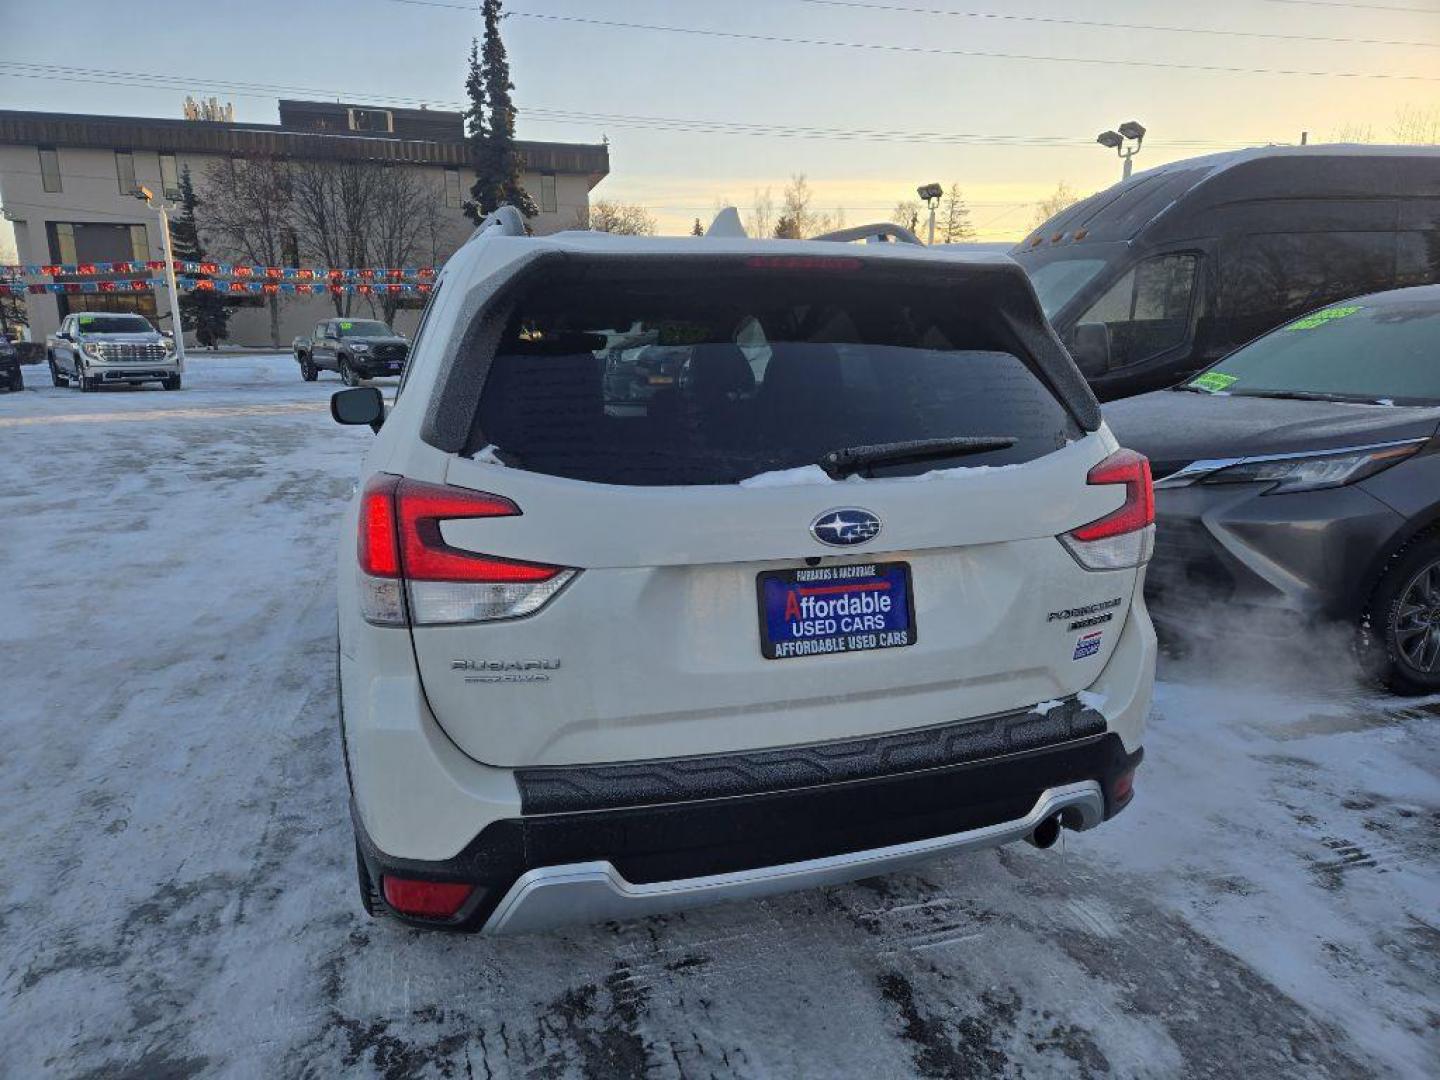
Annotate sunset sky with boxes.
[1,0,1437,242]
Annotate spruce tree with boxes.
[172,165,230,348]
[691,218,704,237]
[940,184,975,243]
[463,1,538,223]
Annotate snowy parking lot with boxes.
[1,354,1437,1079]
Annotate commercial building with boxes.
[0,101,610,345]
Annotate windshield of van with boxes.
[1021,257,1108,318]
[477,275,1080,486]
[75,315,153,334]
[1182,295,1440,405]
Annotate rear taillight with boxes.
[357,474,575,626]
[382,876,474,918]
[1059,449,1155,571]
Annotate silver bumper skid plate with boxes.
[483,781,1105,935]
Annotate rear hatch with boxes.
[403,253,1144,767]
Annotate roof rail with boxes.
[465,205,528,246]
[811,222,923,246]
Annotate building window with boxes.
[348,108,393,133]
[38,146,61,192]
[52,222,77,264]
[129,225,148,263]
[540,173,558,214]
[444,168,462,208]
[115,150,137,195]
[159,154,180,201]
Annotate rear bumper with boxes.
[353,728,1143,934]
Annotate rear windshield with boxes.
[76,315,152,333]
[476,274,1079,485]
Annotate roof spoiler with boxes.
[475,204,925,248]
[810,222,923,246]
[466,205,529,245]
[703,207,922,246]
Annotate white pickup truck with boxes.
[47,312,182,391]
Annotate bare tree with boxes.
[745,187,775,240]
[202,154,295,347]
[774,174,833,239]
[892,200,921,234]
[289,161,435,322]
[1029,182,1079,230]
[576,201,657,235]
[0,234,25,341]
[1335,105,1440,145]
[1392,104,1440,144]
[364,167,433,323]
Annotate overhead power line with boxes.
[1263,0,1440,13]
[383,2,1440,80]
[497,9,1440,82]
[0,62,1281,151]
[798,0,1440,48]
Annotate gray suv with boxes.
[1106,285,1440,693]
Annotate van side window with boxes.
[1076,253,1198,370]
[1219,232,1395,348]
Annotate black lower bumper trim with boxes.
[516,697,1107,814]
[353,732,1142,932]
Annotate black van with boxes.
[1012,146,1440,401]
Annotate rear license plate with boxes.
[757,562,916,660]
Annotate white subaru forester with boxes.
[331,208,1156,933]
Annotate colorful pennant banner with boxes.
[0,262,438,280]
[0,279,435,297]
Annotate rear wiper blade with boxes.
[819,436,1017,479]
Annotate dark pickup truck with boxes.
[293,318,409,384]
[1,336,21,392]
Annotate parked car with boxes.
[326,207,1156,933]
[46,312,182,391]
[294,318,408,384]
[0,335,21,392]
[1014,145,1440,401]
[1105,285,1440,693]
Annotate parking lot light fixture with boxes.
[916,182,943,245]
[1098,122,1147,181]
[132,185,186,366]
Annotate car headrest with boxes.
[682,343,755,401]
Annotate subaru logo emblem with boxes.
[810,508,882,547]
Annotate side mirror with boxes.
[331,386,385,432]
[1070,322,1112,377]
[161,329,174,340]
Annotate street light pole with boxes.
[916,182,944,245]
[134,186,185,367]
[1097,121,1146,183]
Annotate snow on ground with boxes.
[1,354,1436,1078]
